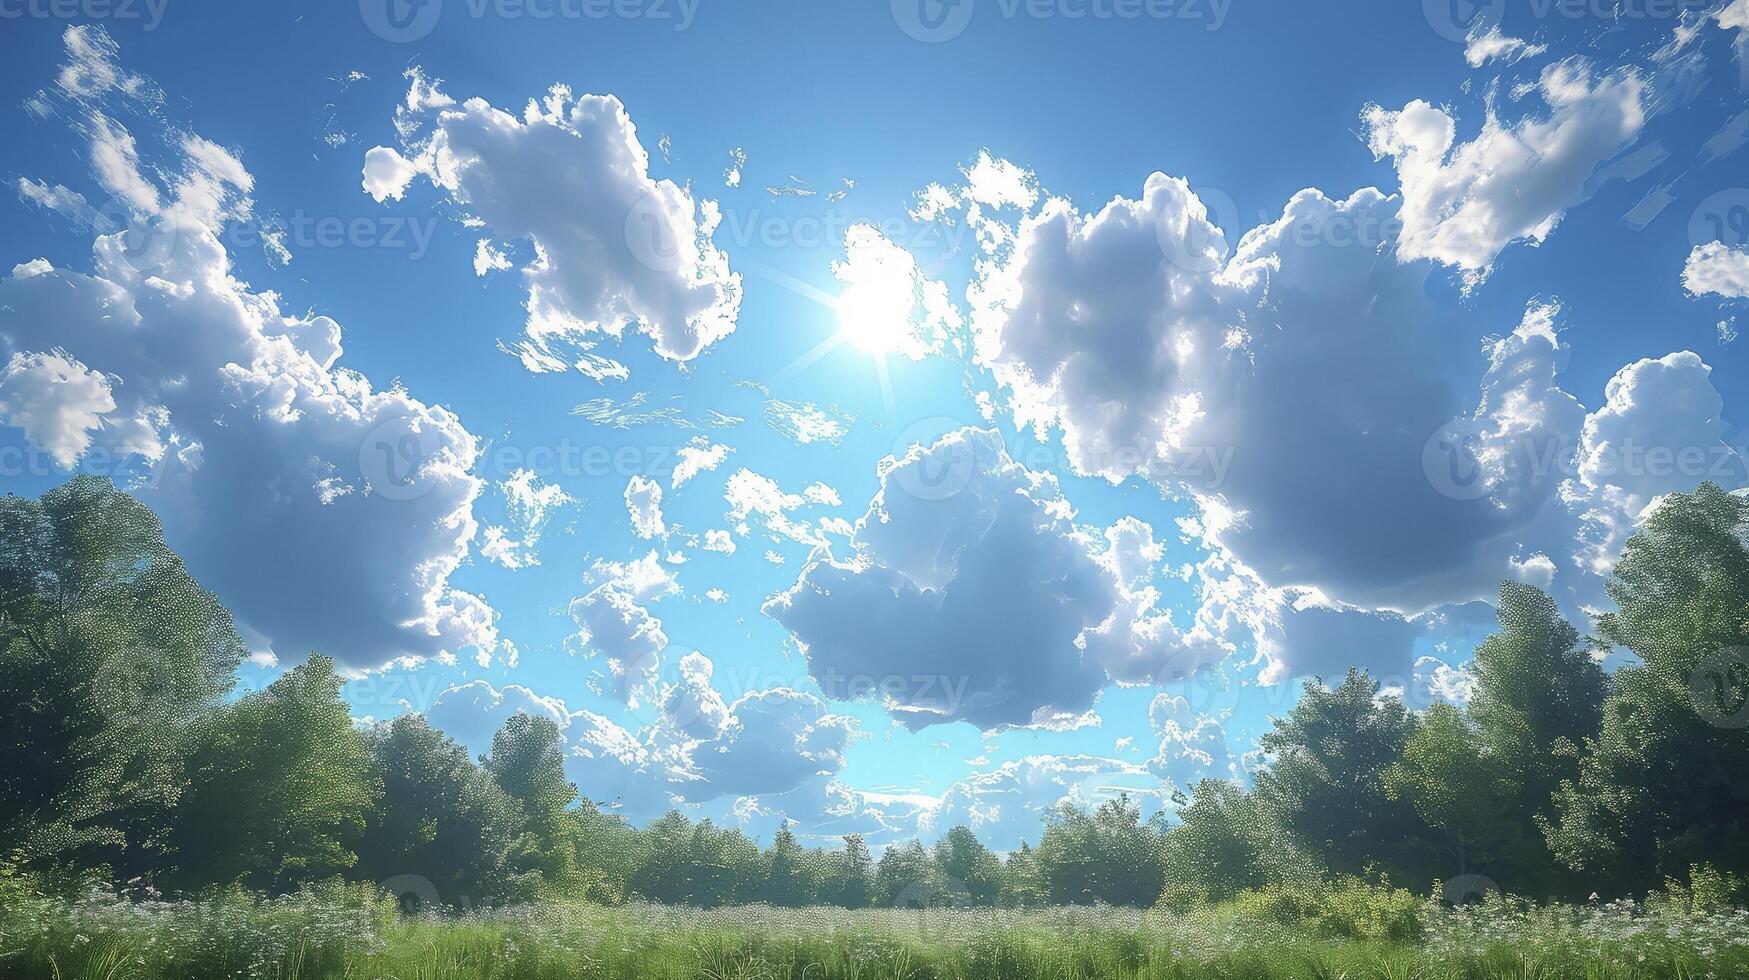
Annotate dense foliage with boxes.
[2,477,1748,919]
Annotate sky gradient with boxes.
[2,0,1748,849]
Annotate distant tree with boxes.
[686,819,762,907]
[172,656,379,892]
[760,820,816,905]
[933,825,1003,905]
[628,810,696,902]
[0,477,244,877]
[1001,841,1049,907]
[1549,485,1749,888]
[356,714,523,907]
[823,833,874,907]
[486,713,581,895]
[1035,796,1165,906]
[875,839,944,907]
[1254,669,1438,887]
[570,800,640,903]
[1158,778,1314,903]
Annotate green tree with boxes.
[486,713,581,895]
[760,820,817,905]
[1254,669,1438,887]
[1159,778,1314,903]
[875,839,945,907]
[1382,704,1524,882]
[823,833,873,907]
[570,800,640,903]
[1468,582,1608,814]
[686,819,762,907]
[0,477,244,876]
[1548,484,1749,888]
[172,656,379,891]
[1035,796,1165,906]
[356,714,523,907]
[1001,841,1048,907]
[933,825,1003,905]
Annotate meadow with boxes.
[4,877,1747,980]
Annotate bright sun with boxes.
[833,230,921,356]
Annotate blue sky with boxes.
[2,0,1748,849]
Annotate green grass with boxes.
[3,881,1746,979]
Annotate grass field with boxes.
[4,879,1748,980]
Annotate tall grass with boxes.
[3,877,1746,979]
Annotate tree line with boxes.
[2,476,1747,908]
